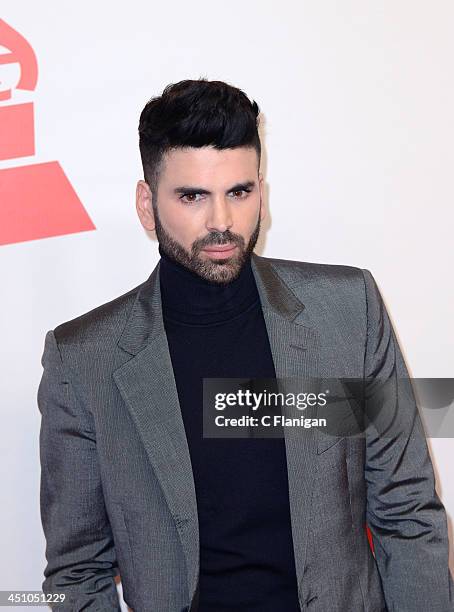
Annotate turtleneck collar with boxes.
[158,243,260,326]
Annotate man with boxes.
[38,78,454,611]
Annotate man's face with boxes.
[136,145,265,284]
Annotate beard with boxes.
[152,201,261,284]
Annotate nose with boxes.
[205,195,233,234]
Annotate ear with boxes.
[258,172,266,221]
[136,180,155,231]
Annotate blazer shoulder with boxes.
[260,253,367,284]
[256,254,370,320]
[53,279,144,347]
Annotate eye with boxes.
[230,188,251,199]
[179,193,203,204]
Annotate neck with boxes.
[158,244,259,325]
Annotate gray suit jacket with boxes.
[38,252,454,611]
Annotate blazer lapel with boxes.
[112,262,200,600]
[250,254,321,600]
[113,252,322,603]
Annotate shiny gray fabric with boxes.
[37,253,454,611]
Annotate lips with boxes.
[202,244,236,252]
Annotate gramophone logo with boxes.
[0,19,95,246]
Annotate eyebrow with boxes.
[173,180,256,196]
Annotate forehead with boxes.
[160,146,258,183]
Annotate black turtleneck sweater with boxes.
[158,244,301,612]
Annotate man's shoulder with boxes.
[259,253,366,284]
[52,278,145,347]
[256,253,369,315]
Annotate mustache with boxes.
[196,233,242,249]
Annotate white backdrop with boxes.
[1,1,453,607]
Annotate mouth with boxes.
[201,244,238,258]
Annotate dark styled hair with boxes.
[138,78,261,195]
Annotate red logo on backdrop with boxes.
[0,19,95,246]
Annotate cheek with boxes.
[161,205,203,242]
[234,204,260,232]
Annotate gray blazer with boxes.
[38,252,454,611]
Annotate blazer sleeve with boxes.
[361,269,454,612]
[37,329,121,611]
